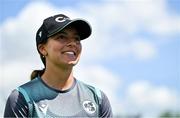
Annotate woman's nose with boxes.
[67,39,78,47]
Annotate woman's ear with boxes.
[38,44,48,56]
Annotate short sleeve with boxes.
[4,89,29,117]
[99,91,113,117]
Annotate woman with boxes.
[4,14,113,117]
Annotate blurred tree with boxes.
[159,111,180,118]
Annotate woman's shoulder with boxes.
[4,89,29,117]
[20,77,40,88]
[16,77,43,100]
[76,80,103,99]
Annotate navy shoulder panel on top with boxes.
[99,91,113,117]
[4,89,29,117]
[4,78,41,118]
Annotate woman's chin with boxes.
[66,60,79,66]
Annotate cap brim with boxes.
[48,19,92,40]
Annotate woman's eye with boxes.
[75,36,81,41]
[59,35,66,39]
[56,35,67,41]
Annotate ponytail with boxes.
[30,69,45,80]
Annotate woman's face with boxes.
[40,26,82,68]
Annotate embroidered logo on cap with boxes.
[82,100,96,114]
[55,16,69,22]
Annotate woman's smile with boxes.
[62,51,77,60]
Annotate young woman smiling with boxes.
[4,14,113,117]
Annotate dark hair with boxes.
[30,69,45,80]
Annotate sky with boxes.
[0,0,180,117]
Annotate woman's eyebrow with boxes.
[58,31,68,35]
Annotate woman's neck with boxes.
[41,64,75,91]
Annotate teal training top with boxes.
[4,76,113,117]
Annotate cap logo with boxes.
[82,100,96,114]
[39,31,42,37]
[55,16,69,22]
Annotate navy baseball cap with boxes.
[36,14,92,46]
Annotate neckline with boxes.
[37,76,77,93]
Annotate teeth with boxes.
[65,51,75,55]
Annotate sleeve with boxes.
[4,89,29,117]
[99,91,113,117]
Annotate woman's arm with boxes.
[99,91,113,117]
